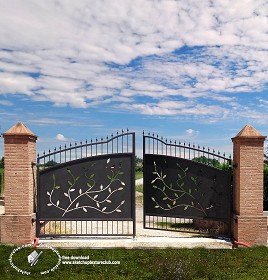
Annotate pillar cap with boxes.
[232,124,266,141]
[2,122,38,139]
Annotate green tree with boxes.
[192,156,220,167]
[0,157,4,168]
[135,156,143,173]
[45,160,57,167]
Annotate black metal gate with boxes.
[143,134,232,236]
[37,131,135,238]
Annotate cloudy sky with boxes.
[0,0,267,156]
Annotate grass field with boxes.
[135,171,143,180]
[1,245,268,279]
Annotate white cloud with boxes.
[55,134,67,141]
[0,100,13,106]
[185,129,199,138]
[0,0,266,120]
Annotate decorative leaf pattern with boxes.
[150,160,209,216]
[45,158,127,217]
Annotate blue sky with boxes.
[0,0,267,158]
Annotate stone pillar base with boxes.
[0,214,36,245]
[232,214,267,246]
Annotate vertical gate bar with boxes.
[127,131,129,153]
[36,158,40,237]
[106,136,109,154]
[157,135,159,154]
[148,133,150,153]
[122,131,124,153]
[91,139,93,156]
[116,131,119,153]
[132,132,136,237]
[152,134,154,154]
[111,134,114,154]
[143,133,146,230]
[59,146,62,163]
[96,138,98,156]
[165,139,167,155]
[188,143,190,159]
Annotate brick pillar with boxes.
[0,122,38,245]
[232,125,267,246]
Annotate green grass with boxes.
[135,171,143,180]
[156,221,195,230]
[136,184,143,193]
[1,245,268,279]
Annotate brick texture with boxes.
[232,125,267,246]
[0,123,37,245]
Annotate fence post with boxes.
[232,125,267,246]
[0,122,37,245]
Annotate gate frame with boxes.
[36,131,136,238]
[143,133,233,236]
[0,122,267,246]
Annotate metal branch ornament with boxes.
[46,158,126,217]
[150,161,211,215]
